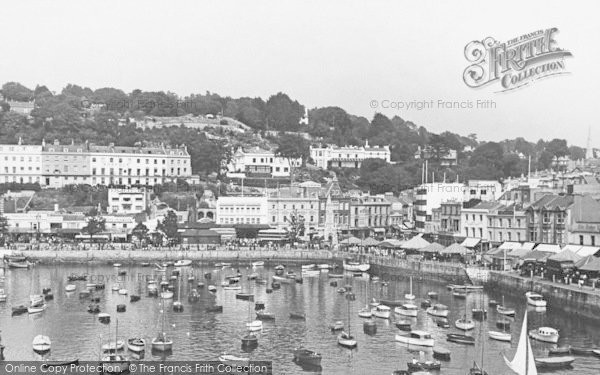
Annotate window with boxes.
[580,235,584,245]
[543,212,550,224]
[592,236,596,247]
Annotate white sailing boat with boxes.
[404,276,415,300]
[338,292,357,349]
[358,284,373,318]
[152,296,173,351]
[503,311,538,375]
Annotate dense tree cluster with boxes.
[0,82,587,192]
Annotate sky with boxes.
[1,0,598,147]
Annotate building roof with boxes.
[440,243,472,255]
[378,239,404,248]
[571,195,600,223]
[400,234,430,250]
[498,241,522,250]
[534,243,562,253]
[547,249,582,263]
[362,237,380,246]
[577,257,600,272]
[419,242,445,253]
[529,194,574,211]
[461,238,481,248]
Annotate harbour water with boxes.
[1,263,600,374]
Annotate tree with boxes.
[0,214,8,236]
[132,222,149,245]
[157,210,180,245]
[286,211,305,242]
[0,214,7,246]
[265,92,304,131]
[82,216,106,240]
[1,82,33,101]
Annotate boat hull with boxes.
[529,330,559,344]
[426,307,449,318]
[488,331,511,342]
[394,335,434,347]
[535,356,575,368]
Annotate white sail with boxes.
[503,311,537,375]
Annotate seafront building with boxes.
[1,140,193,188]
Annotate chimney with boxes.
[42,138,46,147]
[54,203,59,212]
[18,137,22,145]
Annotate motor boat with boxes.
[127,338,145,353]
[529,327,559,344]
[525,292,547,307]
[394,303,418,318]
[337,331,357,348]
[236,293,254,301]
[496,304,516,317]
[118,289,128,295]
[32,335,51,353]
[395,330,434,347]
[65,284,77,292]
[373,304,391,319]
[293,348,322,367]
[30,294,45,307]
[426,304,449,318]
[301,264,316,270]
[251,261,265,267]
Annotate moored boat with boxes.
[496,305,516,317]
[395,320,412,331]
[290,312,306,320]
[337,331,357,348]
[251,261,265,267]
[455,317,475,331]
[127,338,145,353]
[256,311,275,320]
[173,259,192,267]
[446,333,475,345]
[235,293,254,300]
[488,330,511,342]
[432,347,451,360]
[342,259,370,272]
[395,330,434,347]
[293,348,322,367]
[534,356,575,369]
[529,327,559,344]
[373,304,391,319]
[549,346,571,355]
[525,291,547,308]
[329,321,344,331]
[32,335,51,353]
[426,304,449,318]
[245,320,263,331]
[395,303,418,318]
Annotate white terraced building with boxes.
[0,139,43,184]
[1,139,192,187]
[309,140,391,169]
[226,147,301,178]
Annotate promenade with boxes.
[0,246,334,265]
